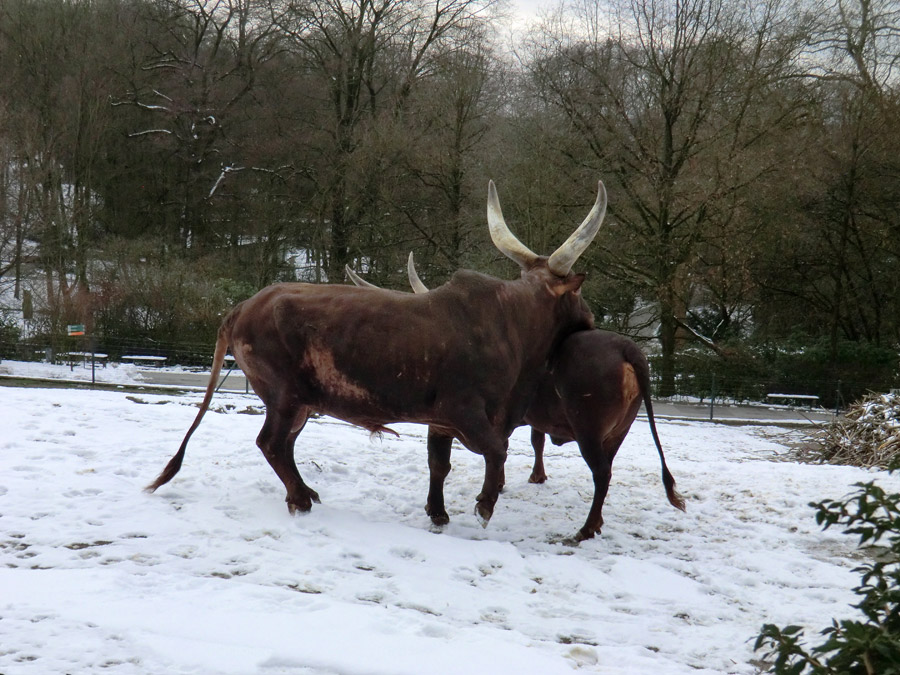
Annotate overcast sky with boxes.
[508,0,557,27]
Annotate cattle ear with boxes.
[548,273,586,297]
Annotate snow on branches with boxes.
[804,392,900,468]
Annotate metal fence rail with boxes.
[2,335,897,412]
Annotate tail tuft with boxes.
[144,445,186,492]
[663,469,687,511]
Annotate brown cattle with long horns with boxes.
[146,181,606,527]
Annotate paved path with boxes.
[649,399,835,426]
[141,368,253,394]
[136,369,837,427]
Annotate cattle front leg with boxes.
[256,405,320,514]
[529,428,548,484]
[472,435,508,528]
[424,430,453,526]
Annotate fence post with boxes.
[709,373,716,421]
[89,337,96,388]
[834,380,842,415]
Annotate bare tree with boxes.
[526,0,811,394]
[759,0,900,354]
[113,0,281,251]
[271,0,496,283]
[0,0,128,332]
[387,40,507,282]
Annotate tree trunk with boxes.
[328,196,350,284]
[658,303,678,398]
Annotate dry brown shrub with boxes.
[800,392,900,468]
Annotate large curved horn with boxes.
[547,181,607,277]
[345,264,378,289]
[407,252,429,294]
[487,180,540,269]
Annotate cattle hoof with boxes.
[285,492,318,514]
[286,502,312,515]
[574,528,596,542]
[426,507,450,527]
[528,472,547,484]
[474,503,493,528]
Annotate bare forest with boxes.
[1,0,898,403]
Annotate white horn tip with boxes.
[407,251,429,294]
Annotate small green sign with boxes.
[67,324,86,336]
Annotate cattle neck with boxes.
[501,266,594,350]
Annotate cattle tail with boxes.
[145,314,234,494]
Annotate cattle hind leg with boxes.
[528,428,548,484]
[573,434,624,542]
[257,404,320,514]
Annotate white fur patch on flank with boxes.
[305,346,372,401]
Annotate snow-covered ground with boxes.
[1,362,893,674]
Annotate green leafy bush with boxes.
[754,474,900,674]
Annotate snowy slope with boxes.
[0,379,893,674]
